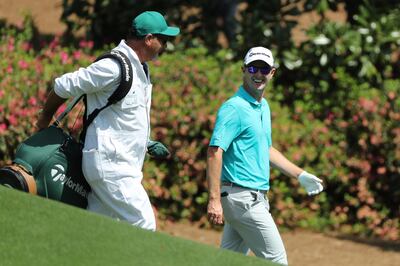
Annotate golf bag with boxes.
[0,50,133,208]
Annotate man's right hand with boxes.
[207,199,224,225]
[35,89,67,131]
[36,110,52,131]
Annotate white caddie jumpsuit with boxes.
[53,40,156,230]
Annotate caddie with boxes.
[36,11,180,230]
[206,46,324,265]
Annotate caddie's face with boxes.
[146,34,168,60]
[242,60,275,93]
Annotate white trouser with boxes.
[82,149,156,231]
[220,185,288,265]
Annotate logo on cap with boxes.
[249,52,270,58]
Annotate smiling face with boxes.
[242,60,275,101]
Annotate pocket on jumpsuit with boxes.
[82,149,104,182]
[82,145,127,204]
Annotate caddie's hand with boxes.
[36,110,52,131]
[298,171,324,196]
[207,199,224,225]
[147,140,170,159]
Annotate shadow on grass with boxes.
[334,234,400,253]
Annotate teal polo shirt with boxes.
[210,86,272,190]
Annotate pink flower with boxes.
[28,96,37,106]
[21,42,32,51]
[377,167,386,174]
[49,36,60,50]
[320,126,329,133]
[327,112,335,121]
[79,40,86,48]
[8,38,15,52]
[0,90,4,98]
[56,104,66,117]
[35,61,44,73]
[79,40,94,49]
[359,98,377,112]
[7,65,13,73]
[60,51,69,64]
[73,51,81,60]
[18,60,29,70]
[19,109,29,116]
[87,41,94,49]
[7,114,18,126]
[0,123,7,133]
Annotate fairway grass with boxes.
[0,186,276,266]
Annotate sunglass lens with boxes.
[247,66,271,75]
[260,67,271,75]
[247,66,257,74]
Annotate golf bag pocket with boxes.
[0,125,91,208]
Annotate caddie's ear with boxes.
[144,34,154,45]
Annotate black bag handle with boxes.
[52,94,85,127]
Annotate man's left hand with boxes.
[298,171,324,196]
[147,141,170,159]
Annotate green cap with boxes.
[132,11,180,37]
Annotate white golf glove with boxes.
[298,171,324,195]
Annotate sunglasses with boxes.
[153,34,168,45]
[246,65,272,75]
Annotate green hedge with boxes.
[0,14,398,240]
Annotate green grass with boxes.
[0,186,275,266]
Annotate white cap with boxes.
[244,47,274,67]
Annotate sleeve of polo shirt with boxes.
[209,104,241,151]
[54,58,121,99]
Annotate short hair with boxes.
[127,27,147,40]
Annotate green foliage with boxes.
[60,0,318,57]
[59,0,399,61]
[270,5,400,240]
[274,5,400,116]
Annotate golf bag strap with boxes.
[52,95,85,126]
[80,50,133,143]
[10,164,37,194]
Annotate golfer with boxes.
[206,46,323,265]
[37,11,180,231]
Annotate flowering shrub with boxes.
[271,7,400,240]
[0,18,95,162]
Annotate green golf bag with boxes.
[0,50,133,208]
[0,124,90,208]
